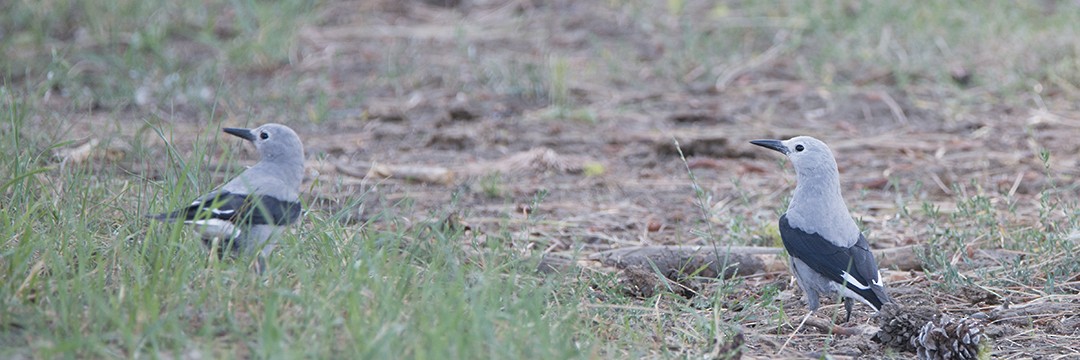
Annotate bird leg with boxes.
[254,254,267,275]
[843,298,854,323]
[208,237,221,263]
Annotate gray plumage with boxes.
[751,136,891,321]
[150,123,305,273]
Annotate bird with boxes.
[149,123,305,273]
[750,136,891,322]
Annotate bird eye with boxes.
[795,144,804,152]
[260,132,269,140]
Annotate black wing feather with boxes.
[779,214,886,308]
[151,191,301,226]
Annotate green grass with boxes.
[0,102,586,358]
[599,0,1080,108]
[918,169,1080,293]
[5,0,1080,358]
[2,0,317,112]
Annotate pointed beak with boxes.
[223,127,256,142]
[750,139,789,154]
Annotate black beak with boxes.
[223,127,256,142]
[750,139,789,154]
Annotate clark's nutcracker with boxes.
[150,124,305,273]
[751,136,891,321]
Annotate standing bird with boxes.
[150,124,305,273]
[750,136,891,322]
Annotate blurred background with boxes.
[7,0,1080,237]
[3,0,1080,357]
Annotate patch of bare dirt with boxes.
[39,0,1080,358]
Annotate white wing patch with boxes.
[872,270,884,287]
[835,285,880,311]
[187,196,235,216]
[184,218,242,239]
[840,271,871,290]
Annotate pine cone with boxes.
[872,303,939,353]
[914,314,987,360]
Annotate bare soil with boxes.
[46,0,1080,358]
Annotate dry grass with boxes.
[3,0,1080,358]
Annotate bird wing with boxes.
[150,190,302,226]
[779,214,888,309]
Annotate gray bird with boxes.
[150,124,305,273]
[751,136,891,322]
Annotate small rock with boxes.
[448,104,478,121]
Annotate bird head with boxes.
[223,123,305,165]
[749,136,838,179]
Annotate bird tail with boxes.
[871,285,893,310]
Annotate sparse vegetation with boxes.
[3,0,1079,358]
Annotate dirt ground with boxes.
[48,0,1080,358]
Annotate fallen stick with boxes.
[580,244,924,279]
[337,163,454,184]
[588,245,784,279]
[368,164,454,184]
